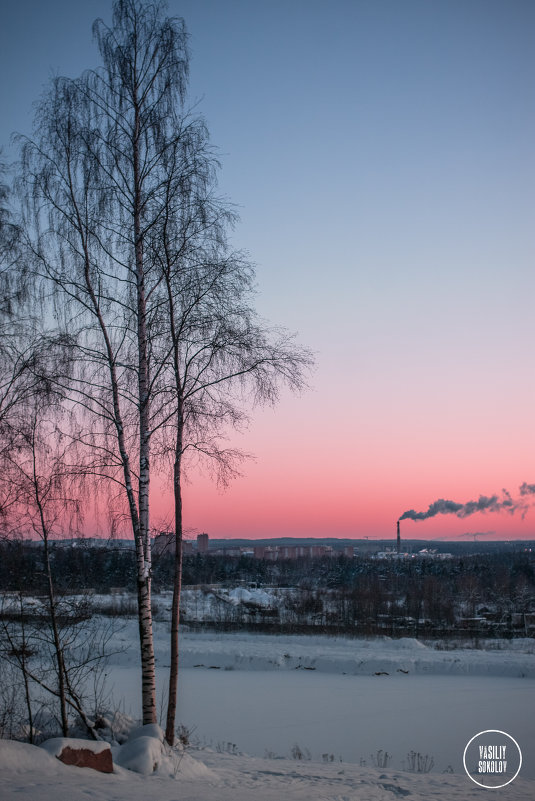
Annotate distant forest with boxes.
[1,541,534,639]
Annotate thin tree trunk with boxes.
[31,424,68,737]
[61,662,100,740]
[165,425,183,745]
[78,203,156,723]
[162,252,184,744]
[42,530,68,735]
[18,595,34,744]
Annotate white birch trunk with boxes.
[133,88,156,725]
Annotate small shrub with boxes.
[371,749,391,768]
[291,743,311,761]
[216,741,239,755]
[177,723,197,748]
[322,753,338,763]
[405,750,434,773]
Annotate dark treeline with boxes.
[1,540,533,596]
[0,541,138,594]
[1,541,534,638]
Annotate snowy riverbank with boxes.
[107,619,535,678]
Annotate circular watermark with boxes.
[463,730,522,789]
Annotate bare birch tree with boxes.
[0,397,81,736]
[19,0,312,734]
[149,225,312,743]
[19,0,195,724]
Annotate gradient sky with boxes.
[1,0,534,540]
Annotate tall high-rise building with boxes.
[197,532,209,553]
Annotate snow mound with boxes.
[387,637,428,650]
[114,735,166,774]
[0,740,59,776]
[227,587,274,606]
[172,750,218,780]
[127,723,164,742]
[95,709,138,743]
[113,726,217,780]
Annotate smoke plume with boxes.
[399,485,534,522]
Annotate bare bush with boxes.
[404,750,435,773]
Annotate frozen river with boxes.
[108,665,535,776]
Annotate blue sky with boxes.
[1,0,534,539]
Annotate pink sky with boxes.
[2,2,534,543]
[148,388,535,541]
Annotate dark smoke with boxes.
[399,489,522,522]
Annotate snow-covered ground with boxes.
[2,614,534,799]
[2,734,535,801]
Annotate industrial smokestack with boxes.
[397,520,401,554]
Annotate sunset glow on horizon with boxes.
[1,1,534,543]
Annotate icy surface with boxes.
[108,667,535,776]
[97,622,535,778]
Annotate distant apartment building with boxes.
[254,544,340,561]
[152,531,173,555]
[154,538,356,560]
[280,546,298,559]
[153,532,194,555]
